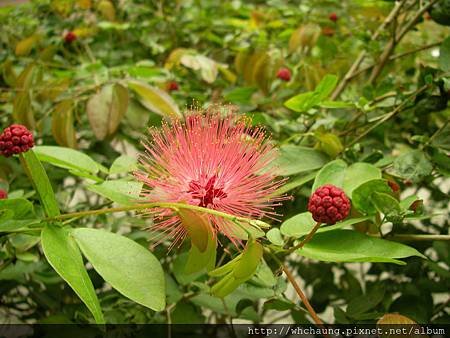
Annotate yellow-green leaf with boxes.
[87,83,129,140]
[128,80,181,118]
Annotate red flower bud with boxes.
[329,13,338,22]
[276,67,291,82]
[64,31,77,43]
[166,81,179,92]
[0,189,7,199]
[0,124,34,157]
[308,184,351,225]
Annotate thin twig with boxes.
[268,250,325,326]
[348,40,442,80]
[347,84,429,146]
[371,234,450,241]
[369,0,439,83]
[331,0,408,99]
[286,222,322,254]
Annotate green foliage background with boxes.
[0,0,449,325]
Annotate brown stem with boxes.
[288,222,322,254]
[267,249,325,326]
[281,263,325,326]
[372,234,450,241]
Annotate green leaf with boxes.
[223,87,257,105]
[72,228,166,311]
[266,228,284,246]
[312,159,347,191]
[34,146,103,176]
[319,100,354,109]
[41,224,104,324]
[284,92,318,113]
[352,179,392,215]
[296,229,425,264]
[312,160,381,195]
[314,132,344,158]
[272,171,317,196]
[185,228,217,274]
[281,212,370,238]
[0,219,40,233]
[228,220,265,240]
[314,74,338,100]
[371,192,403,222]
[128,80,181,118]
[86,180,143,206]
[392,150,433,183]
[0,198,34,219]
[284,74,338,113]
[20,150,60,217]
[87,83,129,141]
[342,162,382,196]
[346,285,385,318]
[439,36,450,72]
[280,212,315,237]
[275,145,328,176]
[109,155,138,175]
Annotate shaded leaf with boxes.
[352,179,392,215]
[392,150,433,183]
[51,100,77,148]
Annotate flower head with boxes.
[0,189,7,199]
[0,124,34,157]
[135,108,286,247]
[308,184,350,224]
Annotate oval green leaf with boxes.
[20,150,60,217]
[312,159,347,191]
[34,146,102,175]
[128,80,181,118]
[41,224,104,324]
[275,145,329,176]
[72,228,166,312]
[296,229,425,265]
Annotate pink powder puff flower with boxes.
[134,108,287,247]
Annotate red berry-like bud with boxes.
[64,31,77,43]
[329,13,338,22]
[0,189,7,199]
[0,124,34,157]
[388,180,400,192]
[276,67,291,82]
[166,81,179,92]
[308,184,350,224]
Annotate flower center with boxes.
[188,175,227,208]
